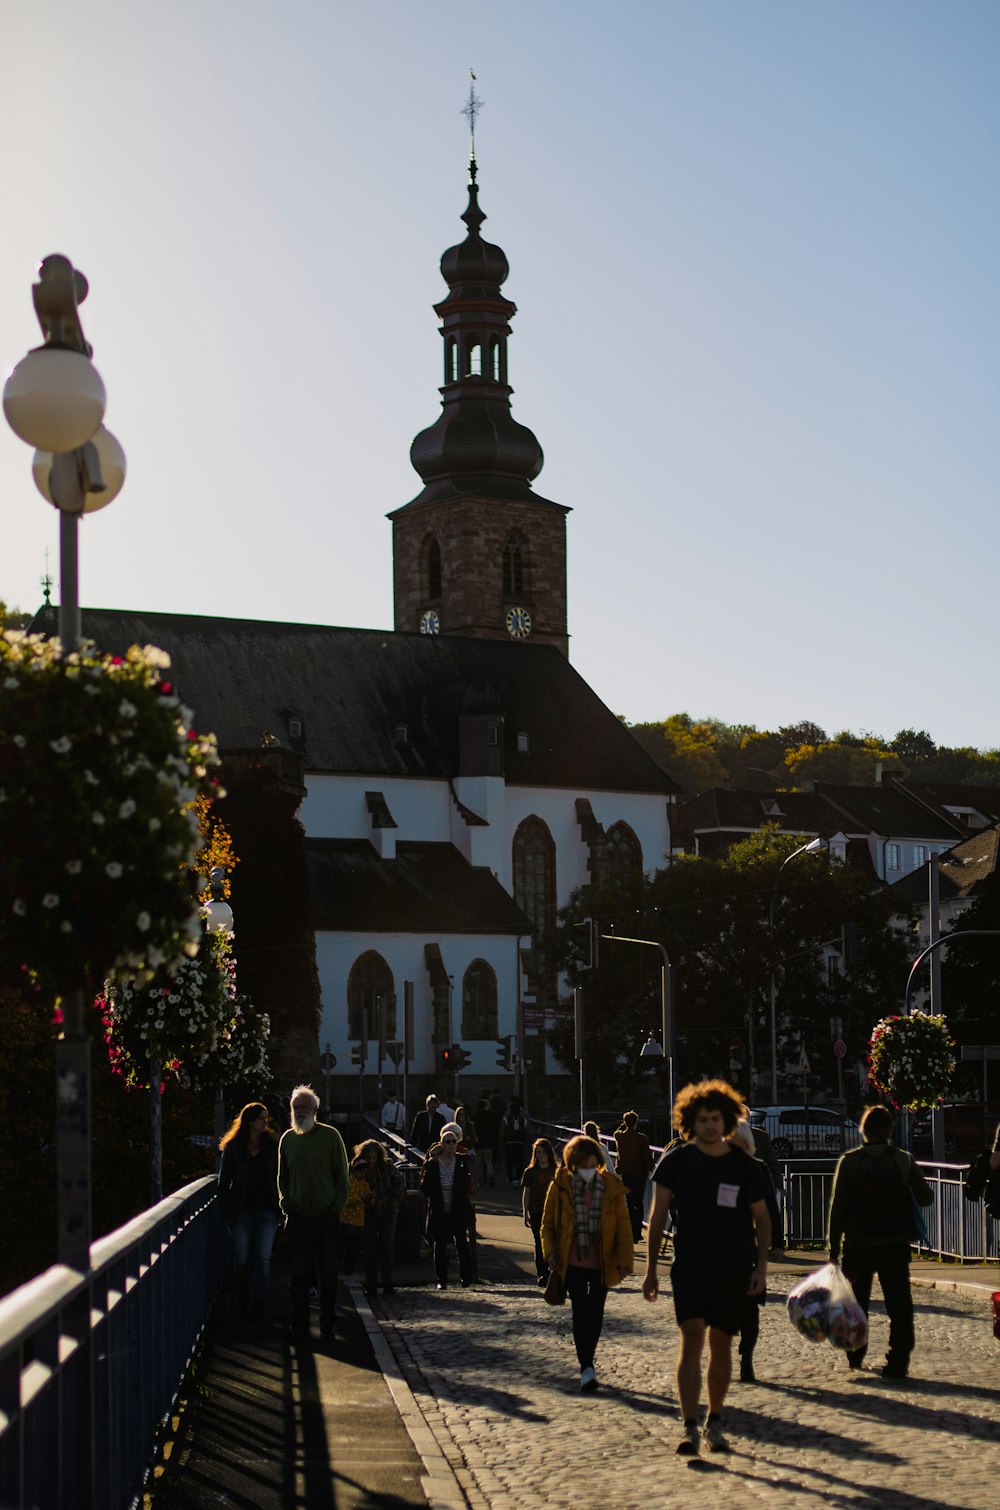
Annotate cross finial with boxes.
[461,70,483,181]
[41,547,53,606]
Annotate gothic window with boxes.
[461,959,498,1039]
[606,821,643,881]
[423,535,442,600]
[347,951,396,1040]
[446,337,458,383]
[467,339,482,377]
[513,817,557,995]
[502,535,524,598]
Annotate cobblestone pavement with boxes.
[372,1274,1000,1509]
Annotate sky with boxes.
[1,1,998,749]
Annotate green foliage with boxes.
[869,1012,955,1110]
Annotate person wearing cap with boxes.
[419,1122,476,1289]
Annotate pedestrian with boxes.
[354,1139,406,1296]
[828,1103,934,1380]
[541,1134,633,1392]
[410,1094,445,1152]
[277,1084,350,1344]
[614,1110,653,1242]
[381,1092,407,1135]
[339,1152,370,1277]
[742,1103,785,1258]
[218,1101,280,1320]
[501,1097,528,1183]
[455,1103,478,1174]
[584,1120,614,1171]
[420,1121,476,1289]
[727,1120,781,1383]
[643,1079,771,1455]
[521,1138,558,1283]
[475,1094,499,1187]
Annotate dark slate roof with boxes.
[895,780,1000,830]
[676,788,850,837]
[892,824,1000,904]
[816,784,961,841]
[307,840,532,933]
[59,608,677,795]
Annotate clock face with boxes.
[505,606,532,639]
[419,609,440,635]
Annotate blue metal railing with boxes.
[0,1175,222,1510]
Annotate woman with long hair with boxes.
[521,1138,558,1283]
[541,1134,633,1391]
[218,1101,280,1319]
[352,1139,406,1295]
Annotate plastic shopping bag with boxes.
[787,1262,868,1352]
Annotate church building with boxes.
[69,151,678,1107]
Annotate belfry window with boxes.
[467,340,482,377]
[426,537,442,600]
[446,338,458,383]
[490,338,501,381]
[502,535,523,597]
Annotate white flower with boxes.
[84,769,99,786]
[50,736,72,755]
[119,700,137,718]
[12,734,26,748]
[12,899,27,916]
[105,862,123,879]
[65,859,83,875]
[42,893,60,908]
[60,920,73,933]
[3,676,17,689]
[92,812,106,826]
[119,798,137,819]
[136,911,151,932]
[83,684,100,696]
[148,817,161,832]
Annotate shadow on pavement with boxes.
[756,1376,1000,1438]
[722,1451,968,1510]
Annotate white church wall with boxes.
[500,786,672,902]
[301,773,452,841]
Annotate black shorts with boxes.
[670,1265,751,1335]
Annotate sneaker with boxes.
[579,1366,598,1393]
[703,1420,731,1453]
[676,1423,700,1456]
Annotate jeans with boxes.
[363,1209,398,1290]
[622,1176,646,1243]
[286,1211,339,1335]
[431,1210,472,1285]
[528,1212,546,1278]
[565,1265,607,1370]
[505,1141,525,1183]
[230,1208,278,1300]
[843,1242,914,1369]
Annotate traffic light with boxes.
[577,917,599,970]
[495,1035,513,1070]
[437,1045,454,1075]
[351,1041,366,1068]
[452,1043,472,1071]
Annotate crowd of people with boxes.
[218,1076,939,1457]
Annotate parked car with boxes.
[911,1103,1000,1159]
[749,1105,861,1159]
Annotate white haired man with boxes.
[278,1084,349,1344]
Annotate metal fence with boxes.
[0,1175,222,1510]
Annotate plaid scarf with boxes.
[571,1170,604,1258]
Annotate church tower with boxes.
[390,134,569,655]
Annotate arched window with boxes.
[467,340,482,377]
[425,536,442,600]
[490,337,501,381]
[606,821,643,881]
[347,951,396,1041]
[513,817,557,999]
[502,534,524,598]
[446,338,458,383]
[461,959,498,1039]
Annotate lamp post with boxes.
[3,256,126,1270]
[768,838,828,1103]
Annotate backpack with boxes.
[849,1146,908,1238]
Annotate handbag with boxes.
[542,1187,567,1306]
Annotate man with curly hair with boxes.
[643,1080,771,1456]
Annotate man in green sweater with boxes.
[278,1084,349,1343]
[828,1103,933,1379]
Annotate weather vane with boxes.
[461,69,483,180]
[41,547,53,606]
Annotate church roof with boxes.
[307,839,531,933]
[68,607,678,795]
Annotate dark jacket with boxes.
[614,1128,654,1181]
[828,1141,933,1260]
[420,1150,475,1228]
[410,1108,446,1152]
[752,1125,782,1188]
[218,1134,279,1219]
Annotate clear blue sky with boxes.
[2,1,998,747]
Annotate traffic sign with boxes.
[797,1048,811,1074]
[833,1039,847,1059]
[729,1038,744,1054]
[321,1049,337,1072]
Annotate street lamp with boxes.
[3,256,126,1270]
[768,838,828,1102]
[3,255,126,646]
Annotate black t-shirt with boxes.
[653,1142,768,1272]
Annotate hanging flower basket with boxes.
[0,632,221,996]
[868,1012,955,1111]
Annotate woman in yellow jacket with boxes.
[541,1134,634,1392]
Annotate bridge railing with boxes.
[0,1175,222,1510]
